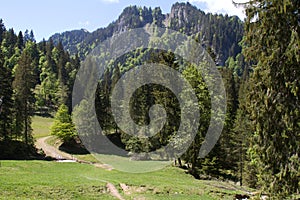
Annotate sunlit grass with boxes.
[94,153,172,173]
[28,115,252,199]
[73,154,99,163]
[0,160,249,199]
[32,116,54,139]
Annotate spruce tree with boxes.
[0,19,6,44]
[0,48,14,140]
[13,42,38,145]
[242,0,300,197]
[16,31,24,50]
[233,66,255,187]
[218,67,239,174]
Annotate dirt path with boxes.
[36,136,122,199]
[36,136,74,160]
[35,136,113,170]
[106,183,125,200]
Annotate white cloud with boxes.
[100,0,119,3]
[187,0,247,20]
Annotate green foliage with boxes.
[180,64,211,171]
[1,2,298,196]
[213,67,240,178]
[0,48,14,140]
[51,104,77,143]
[13,41,39,145]
[0,19,78,152]
[241,0,300,197]
[232,66,254,187]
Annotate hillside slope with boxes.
[50,2,244,66]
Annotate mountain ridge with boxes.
[50,2,244,66]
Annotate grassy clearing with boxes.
[0,160,250,199]
[28,116,252,199]
[32,116,54,139]
[94,154,172,173]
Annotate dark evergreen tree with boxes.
[3,28,17,58]
[13,42,38,145]
[24,29,30,43]
[0,19,6,44]
[45,38,57,74]
[29,30,35,43]
[242,0,300,197]
[0,48,14,140]
[233,65,255,187]
[217,67,239,175]
[16,31,24,50]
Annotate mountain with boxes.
[50,29,90,55]
[49,2,244,66]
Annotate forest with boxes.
[0,1,299,199]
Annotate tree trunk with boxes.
[24,103,28,145]
[178,158,182,167]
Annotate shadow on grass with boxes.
[58,140,90,155]
[34,112,53,118]
[0,140,45,160]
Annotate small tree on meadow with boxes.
[51,104,77,143]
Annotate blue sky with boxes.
[1,0,245,42]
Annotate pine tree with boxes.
[242,0,300,197]
[3,28,17,59]
[233,65,255,187]
[65,55,80,112]
[29,30,35,43]
[16,31,24,50]
[37,57,59,110]
[111,64,121,134]
[95,68,111,132]
[181,64,212,175]
[0,19,6,44]
[0,48,14,140]
[24,30,30,43]
[45,39,57,75]
[218,67,239,174]
[13,42,38,145]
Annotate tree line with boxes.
[0,0,299,198]
[88,1,299,198]
[0,19,80,147]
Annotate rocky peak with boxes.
[169,2,205,26]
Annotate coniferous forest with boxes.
[0,1,299,199]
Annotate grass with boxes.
[32,116,54,139]
[32,116,98,163]
[31,116,171,170]
[0,160,249,200]
[94,154,172,173]
[73,154,99,163]
[0,161,114,199]
[18,116,252,199]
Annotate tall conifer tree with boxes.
[242,0,300,197]
[13,42,38,145]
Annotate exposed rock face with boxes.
[50,2,243,66]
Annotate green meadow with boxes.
[0,160,247,200]
[0,116,251,199]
